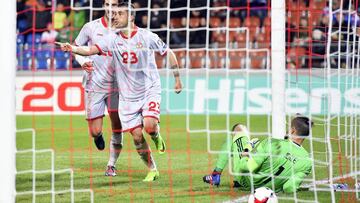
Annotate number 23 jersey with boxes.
[95,27,168,101]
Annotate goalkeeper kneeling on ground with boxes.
[203,116,313,193]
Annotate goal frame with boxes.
[0,0,16,202]
[271,0,286,139]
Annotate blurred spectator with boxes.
[68,2,87,38]
[68,4,86,28]
[170,31,186,48]
[190,10,206,27]
[314,14,329,40]
[150,3,167,40]
[150,3,167,28]
[189,15,206,48]
[54,3,68,30]
[210,7,227,21]
[41,23,58,44]
[132,1,141,9]
[229,0,267,20]
[250,0,267,20]
[294,17,310,46]
[311,29,326,68]
[17,0,29,32]
[134,2,148,28]
[25,0,51,32]
[138,15,149,28]
[337,2,360,30]
[20,0,358,70]
[56,26,71,42]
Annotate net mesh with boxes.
[15,0,360,202]
[16,129,94,202]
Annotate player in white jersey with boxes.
[58,2,183,181]
[72,0,123,177]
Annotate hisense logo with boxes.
[15,76,360,115]
[193,79,360,114]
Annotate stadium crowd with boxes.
[16,0,360,70]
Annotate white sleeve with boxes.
[74,24,93,61]
[94,33,113,55]
[94,39,109,55]
[148,32,168,56]
[74,23,91,46]
[74,55,92,66]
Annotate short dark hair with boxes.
[291,116,314,136]
[231,123,242,132]
[118,2,136,17]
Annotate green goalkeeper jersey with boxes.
[234,138,312,193]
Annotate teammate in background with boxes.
[203,116,313,193]
[58,2,183,181]
[73,0,123,177]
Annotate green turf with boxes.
[16,115,359,203]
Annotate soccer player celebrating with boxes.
[72,0,123,177]
[203,116,313,193]
[58,2,183,181]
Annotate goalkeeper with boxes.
[203,116,313,193]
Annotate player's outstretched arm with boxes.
[55,42,100,56]
[167,49,183,94]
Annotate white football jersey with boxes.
[75,17,116,93]
[96,27,168,101]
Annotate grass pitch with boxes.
[16,115,359,202]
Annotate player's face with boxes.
[116,7,132,28]
[103,0,118,21]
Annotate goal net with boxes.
[13,0,360,202]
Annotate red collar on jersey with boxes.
[119,26,138,39]
[101,17,108,28]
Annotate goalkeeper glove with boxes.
[203,171,221,186]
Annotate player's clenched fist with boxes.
[82,61,94,73]
[174,79,182,94]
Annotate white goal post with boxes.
[271,0,286,140]
[0,0,16,202]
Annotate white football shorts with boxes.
[85,90,119,120]
[119,92,161,132]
